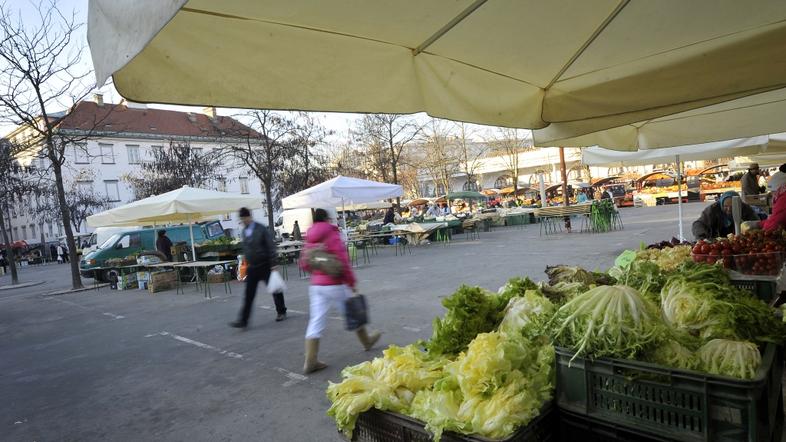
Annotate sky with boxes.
[2,0,368,143]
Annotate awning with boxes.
[282,176,403,210]
[88,1,786,139]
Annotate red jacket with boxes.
[762,188,786,231]
[299,221,356,288]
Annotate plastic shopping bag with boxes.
[266,270,287,294]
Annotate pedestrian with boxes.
[741,163,762,200]
[156,229,173,261]
[0,249,6,275]
[56,244,66,263]
[230,207,286,329]
[49,244,57,262]
[291,220,302,241]
[299,208,381,374]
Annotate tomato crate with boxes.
[691,252,784,276]
[349,403,555,442]
[554,345,783,442]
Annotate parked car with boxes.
[79,221,224,281]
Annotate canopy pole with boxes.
[189,214,196,261]
[560,147,571,232]
[676,155,684,241]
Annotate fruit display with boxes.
[638,184,687,195]
[691,229,786,276]
[701,182,740,191]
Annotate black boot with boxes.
[272,291,287,322]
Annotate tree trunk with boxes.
[0,207,19,284]
[39,224,46,262]
[559,147,571,232]
[390,143,400,207]
[264,180,275,235]
[52,159,82,289]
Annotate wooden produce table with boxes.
[141,262,185,294]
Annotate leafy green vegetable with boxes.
[660,262,786,344]
[539,281,588,304]
[697,339,761,379]
[427,285,510,356]
[551,285,665,360]
[608,260,666,305]
[326,344,448,437]
[409,332,554,441]
[498,290,555,340]
[646,339,698,370]
[545,265,615,286]
[498,276,539,299]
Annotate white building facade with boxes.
[4,99,268,246]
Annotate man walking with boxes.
[230,207,286,328]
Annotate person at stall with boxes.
[741,163,762,200]
[291,220,302,241]
[577,190,589,203]
[426,203,440,218]
[383,207,395,224]
[155,229,173,261]
[768,164,786,191]
[440,202,452,215]
[692,191,758,240]
[743,173,786,232]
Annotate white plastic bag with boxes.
[266,270,287,294]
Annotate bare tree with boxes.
[35,180,111,233]
[0,139,40,284]
[355,114,422,205]
[419,119,459,197]
[222,110,293,231]
[280,112,332,199]
[487,128,533,196]
[0,2,110,289]
[454,122,487,191]
[123,140,225,199]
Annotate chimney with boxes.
[202,106,217,119]
[187,113,197,123]
[93,93,104,106]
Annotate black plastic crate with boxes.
[555,344,783,442]
[350,403,555,442]
[558,409,671,442]
[730,278,780,305]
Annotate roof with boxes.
[56,101,257,139]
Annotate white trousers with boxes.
[305,284,350,339]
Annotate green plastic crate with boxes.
[350,403,555,442]
[554,345,783,442]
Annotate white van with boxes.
[84,226,141,254]
[275,208,338,239]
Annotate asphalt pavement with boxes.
[1,203,710,441]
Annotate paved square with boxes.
[2,204,707,441]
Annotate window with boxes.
[494,175,514,189]
[150,145,163,160]
[30,224,36,238]
[100,143,115,164]
[117,232,142,249]
[13,227,18,239]
[127,145,140,164]
[239,177,249,194]
[217,178,227,192]
[21,225,27,240]
[57,224,62,236]
[74,143,89,164]
[48,222,53,237]
[104,180,120,202]
[77,180,93,194]
[463,180,479,191]
[11,204,16,218]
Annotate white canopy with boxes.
[536,88,786,150]
[282,176,403,210]
[88,1,786,138]
[582,134,786,167]
[87,186,262,227]
[338,201,392,211]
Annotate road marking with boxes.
[402,326,421,333]
[145,331,243,359]
[276,367,308,387]
[259,305,307,315]
[102,312,125,320]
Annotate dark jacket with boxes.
[692,202,758,240]
[741,172,760,197]
[243,222,277,268]
[156,236,173,261]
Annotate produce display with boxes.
[691,229,786,275]
[701,182,740,191]
[638,184,687,194]
[326,233,786,441]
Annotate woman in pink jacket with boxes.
[299,209,381,373]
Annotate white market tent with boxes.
[581,135,786,167]
[338,201,392,212]
[88,1,786,141]
[535,88,786,150]
[282,176,403,211]
[87,186,262,258]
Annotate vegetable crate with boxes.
[558,409,673,442]
[729,278,780,305]
[349,403,556,442]
[554,345,783,442]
